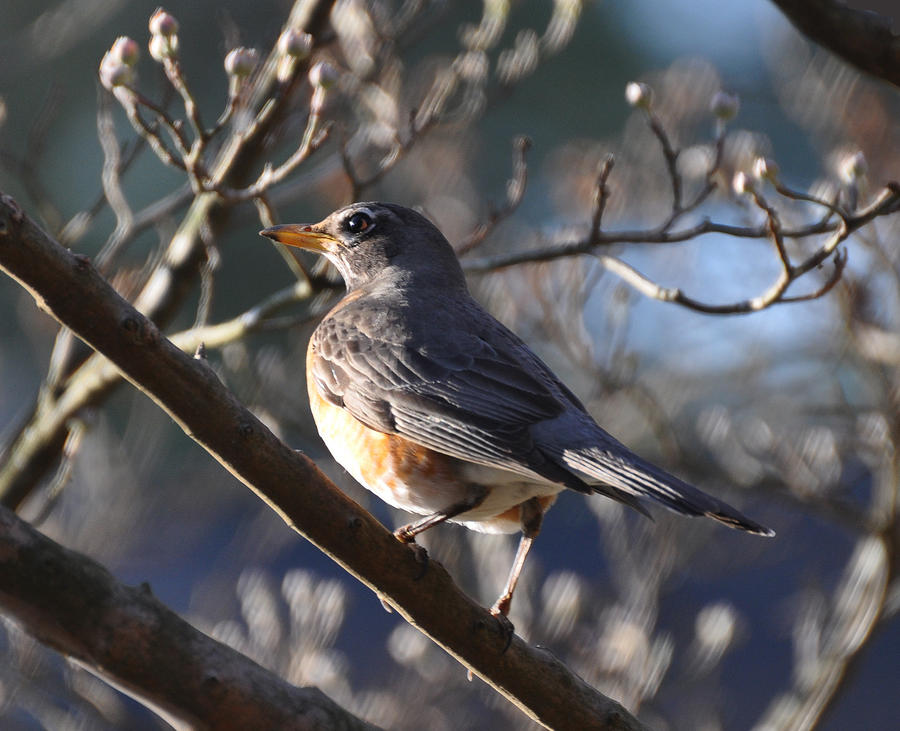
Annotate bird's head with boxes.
[260,202,466,292]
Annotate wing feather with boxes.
[309,300,588,490]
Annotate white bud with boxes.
[149,33,179,62]
[99,52,135,89]
[732,171,753,195]
[149,8,179,37]
[309,61,339,89]
[224,47,259,78]
[753,157,778,182]
[625,81,652,109]
[278,29,313,59]
[110,36,140,66]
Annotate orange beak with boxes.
[259,224,337,253]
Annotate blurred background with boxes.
[1,1,898,729]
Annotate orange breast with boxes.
[306,335,461,513]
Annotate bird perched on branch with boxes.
[261,202,773,619]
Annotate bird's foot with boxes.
[394,523,416,543]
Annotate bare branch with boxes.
[644,108,681,214]
[589,153,616,242]
[0,504,375,731]
[161,57,207,143]
[464,182,900,315]
[96,91,134,245]
[780,247,847,303]
[212,110,333,202]
[457,135,531,255]
[116,92,188,171]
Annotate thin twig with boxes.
[466,183,899,315]
[589,154,616,242]
[774,180,849,218]
[97,90,134,246]
[122,87,191,155]
[162,58,207,143]
[645,108,682,216]
[457,135,532,255]
[212,113,332,201]
[780,248,848,303]
[120,99,188,171]
[676,121,728,220]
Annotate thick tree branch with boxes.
[0,504,375,731]
[770,0,900,87]
[0,196,646,730]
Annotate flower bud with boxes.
[149,33,179,62]
[110,36,140,66]
[99,52,135,89]
[839,151,867,183]
[278,29,313,60]
[309,61,339,89]
[710,90,739,121]
[732,171,753,195]
[224,47,259,78]
[149,8,179,37]
[752,157,778,182]
[625,81,652,109]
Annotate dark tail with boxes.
[559,444,774,537]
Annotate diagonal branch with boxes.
[457,135,532,256]
[0,504,375,731]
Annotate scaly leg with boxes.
[394,484,489,542]
[490,496,545,617]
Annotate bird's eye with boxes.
[345,211,373,235]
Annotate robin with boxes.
[261,202,774,618]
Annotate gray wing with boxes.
[310,305,592,492]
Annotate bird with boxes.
[260,202,774,619]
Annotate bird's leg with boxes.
[490,497,545,618]
[394,484,489,542]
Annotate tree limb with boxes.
[0,195,647,730]
[0,504,375,731]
